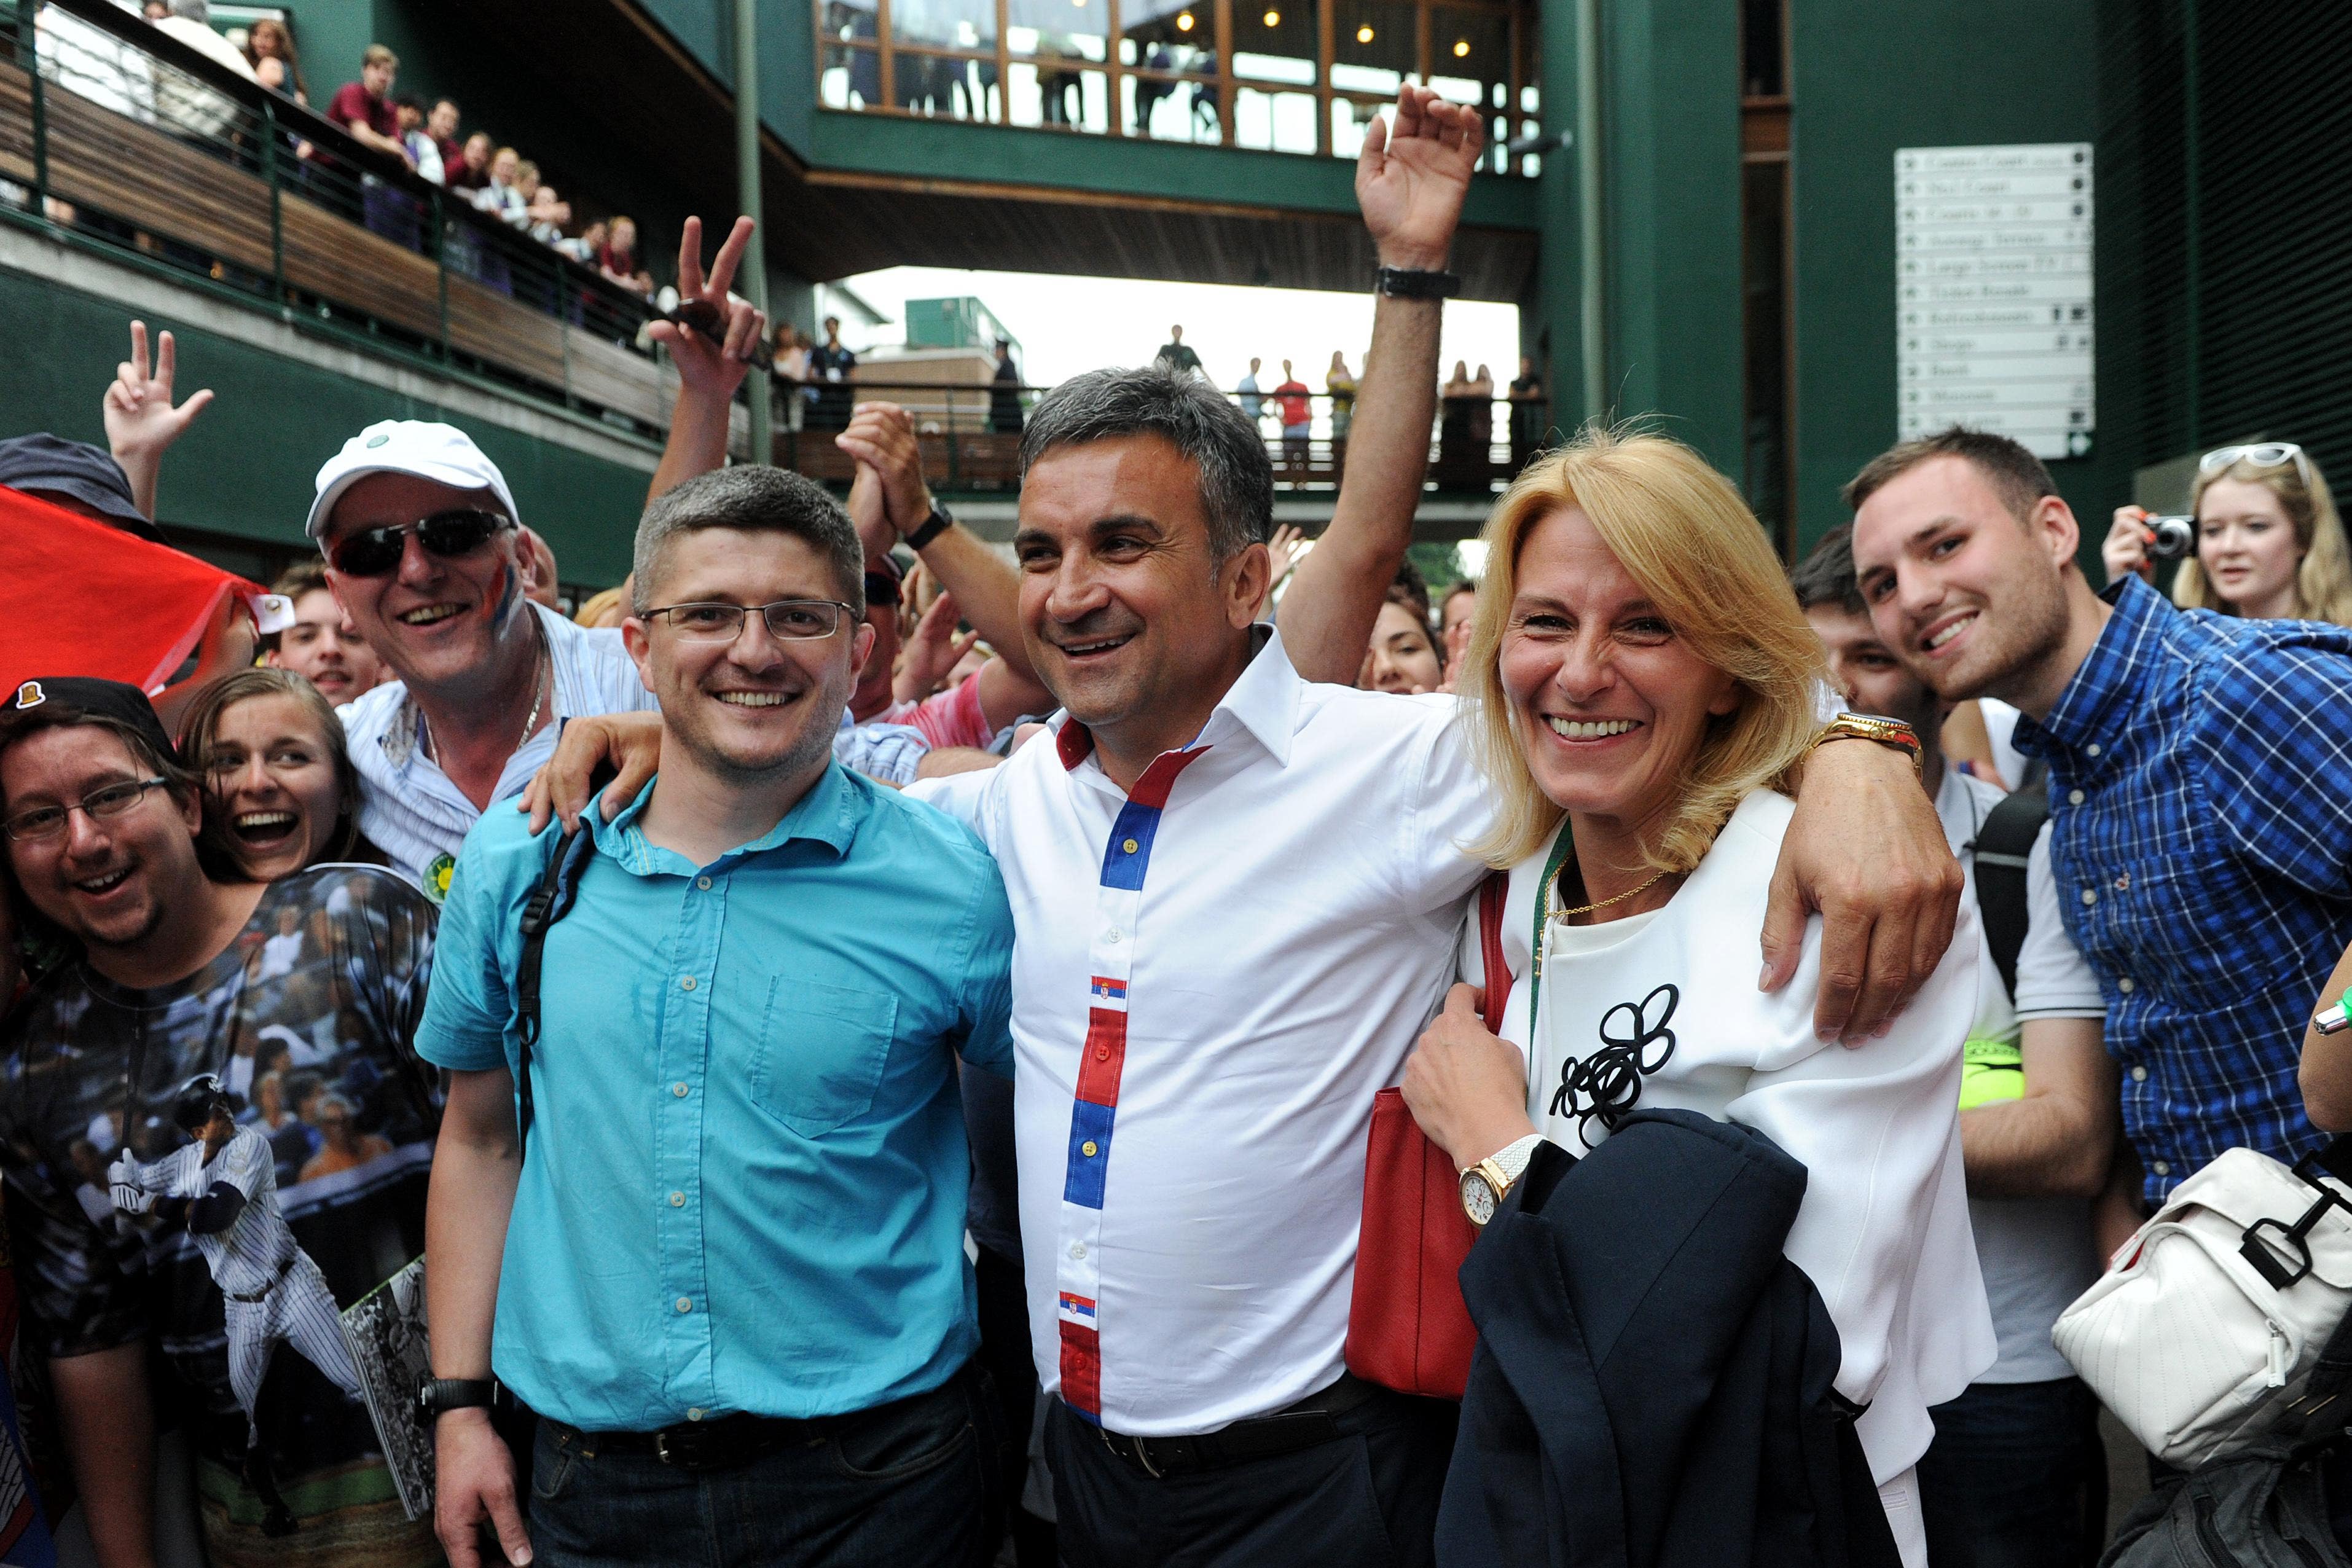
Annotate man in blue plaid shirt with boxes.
[1847,426,2352,1239]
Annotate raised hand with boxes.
[836,402,934,540]
[104,320,213,520]
[895,590,980,705]
[648,215,767,403]
[1355,84,1484,272]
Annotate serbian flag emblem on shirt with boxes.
[1089,977,1127,1007]
[1059,1292,1097,1322]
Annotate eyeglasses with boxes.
[2200,443,2311,482]
[864,571,901,610]
[3,776,168,842]
[643,600,858,642]
[327,508,513,577]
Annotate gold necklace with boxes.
[1546,866,1671,923]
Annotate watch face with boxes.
[1460,1169,1497,1226]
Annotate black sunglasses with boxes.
[864,570,902,609]
[328,508,513,577]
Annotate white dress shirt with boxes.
[1478,791,1997,1484]
[909,629,1490,1435]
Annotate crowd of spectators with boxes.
[18,62,2352,1568]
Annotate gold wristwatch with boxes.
[1459,1134,1545,1228]
[1813,712,1923,776]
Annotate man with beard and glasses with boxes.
[0,678,441,1564]
[530,87,1964,1567]
[419,466,1014,1568]
[1846,426,2352,1252]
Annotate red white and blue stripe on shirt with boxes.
[1054,737,1210,1425]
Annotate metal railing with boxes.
[772,377,1551,492]
[0,0,679,433]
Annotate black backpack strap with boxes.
[512,825,597,1158]
[1972,783,2048,1002]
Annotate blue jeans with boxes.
[527,1366,1002,1567]
[1916,1378,2106,1568]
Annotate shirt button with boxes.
[680,976,697,991]
[2068,788,2085,805]
[2130,1065,2148,1082]
[673,1082,689,1098]
[2119,977,2135,994]
[669,1191,686,1207]
[1081,1140,1099,1156]
[1122,837,1139,854]
[675,1296,692,1313]
[2151,1159,2171,1177]
[2085,742,2102,756]
[696,876,713,890]
[1105,928,1123,945]
[1069,1242,1087,1260]
[2081,888,2097,906]
[1094,1046,1110,1062]
[688,1407,707,1421]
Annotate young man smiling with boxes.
[1846,426,2352,1236]
[420,467,1014,1568]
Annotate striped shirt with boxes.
[2015,574,2352,1201]
[340,602,932,897]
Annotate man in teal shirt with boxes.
[417,466,1014,1568]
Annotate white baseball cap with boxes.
[305,420,522,544]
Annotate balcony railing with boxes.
[0,0,686,437]
[775,376,1551,492]
[817,0,1543,174]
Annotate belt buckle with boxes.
[655,1427,704,1468]
[1101,1427,1163,1479]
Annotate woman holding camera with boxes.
[2102,442,2352,624]
[1401,428,1989,1567]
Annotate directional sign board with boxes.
[1896,143,2095,460]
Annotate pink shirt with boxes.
[882,671,995,751]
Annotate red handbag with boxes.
[1344,872,1512,1400]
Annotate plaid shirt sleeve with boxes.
[2189,630,2352,898]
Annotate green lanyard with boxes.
[1526,824,1577,1040]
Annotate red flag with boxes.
[0,484,266,697]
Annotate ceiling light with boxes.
[1263,7,1280,23]
[1356,22,1373,41]
[1176,9,1194,28]
[1451,37,1470,55]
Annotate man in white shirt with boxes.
[1795,526,2117,1568]
[537,89,1962,1566]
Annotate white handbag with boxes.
[2053,1144,2352,1468]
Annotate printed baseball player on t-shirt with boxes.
[109,1074,365,1452]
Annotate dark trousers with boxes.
[1917,1377,2106,1568]
[974,1245,1054,1564]
[527,1365,1002,1567]
[1046,1383,1456,1568]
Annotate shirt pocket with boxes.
[750,979,900,1138]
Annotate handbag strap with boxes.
[512,824,598,1161]
[1476,872,1510,1035]
[1526,826,1577,1040]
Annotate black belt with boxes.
[543,1378,950,1473]
[1092,1373,1381,1479]
[226,1253,296,1304]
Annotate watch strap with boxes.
[418,1376,498,1416]
[1486,1132,1545,1188]
[903,501,954,552]
[1374,266,1462,300]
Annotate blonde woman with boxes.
[1401,429,1991,1567]
[2102,442,2352,624]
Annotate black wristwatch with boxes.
[1374,266,1462,300]
[904,500,954,552]
[418,1377,500,1419]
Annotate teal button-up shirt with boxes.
[416,763,1014,1429]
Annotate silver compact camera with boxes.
[2144,514,2198,561]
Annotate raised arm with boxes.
[837,401,1056,728]
[646,216,769,503]
[1276,85,1480,684]
[103,319,212,523]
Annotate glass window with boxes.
[1331,0,1415,84]
[819,0,884,109]
[1008,0,1111,131]
[1427,6,1508,106]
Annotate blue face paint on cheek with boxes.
[489,562,522,629]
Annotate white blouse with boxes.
[1470,790,1997,1482]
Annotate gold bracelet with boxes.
[1813,713,1924,776]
